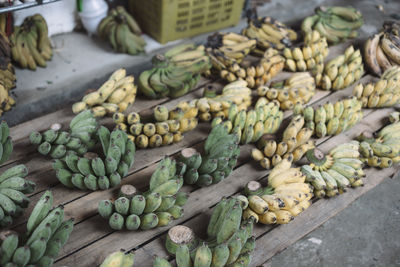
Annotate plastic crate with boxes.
[128,0,244,44]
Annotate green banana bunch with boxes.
[138,44,211,99]
[10,14,52,70]
[0,30,17,116]
[301,6,363,44]
[97,6,146,55]
[100,249,135,267]
[112,101,199,149]
[98,158,188,230]
[176,124,240,187]
[353,66,400,108]
[0,190,74,266]
[302,141,365,198]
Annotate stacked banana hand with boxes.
[98,6,145,55]
[318,45,364,90]
[356,120,400,168]
[98,158,188,230]
[10,14,52,70]
[364,21,400,76]
[113,102,198,149]
[0,190,74,266]
[100,250,135,267]
[196,80,252,122]
[243,159,313,224]
[256,72,316,110]
[301,6,363,44]
[30,110,99,158]
[353,66,400,108]
[165,196,255,267]
[72,68,137,117]
[251,115,315,169]
[211,99,283,145]
[52,126,135,191]
[177,124,240,187]
[294,97,363,138]
[0,31,16,116]
[302,142,365,198]
[138,44,211,99]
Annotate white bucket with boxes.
[78,0,109,36]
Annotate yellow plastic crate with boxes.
[128,0,244,44]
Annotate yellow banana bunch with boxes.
[353,66,400,108]
[72,68,137,117]
[302,141,365,198]
[0,31,16,116]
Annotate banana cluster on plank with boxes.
[98,158,187,230]
[138,44,210,99]
[113,102,198,149]
[165,196,255,267]
[98,6,145,55]
[302,142,365,198]
[0,190,74,266]
[177,124,240,187]
[100,250,135,267]
[0,31,16,116]
[256,72,316,110]
[353,66,400,108]
[251,115,315,169]
[318,45,364,90]
[72,68,136,117]
[10,14,52,70]
[243,159,313,224]
[301,6,363,44]
[364,21,400,76]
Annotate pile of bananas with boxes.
[177,124,240,187]
[251,115,315,169]
[356,120,400,168]
[196,80,252,122]
[72,68,137,117]
[0,31,16,116]
[138,44,211,99]
[243,159,313,224]
[100,250,135,267]
[302,142,365,198]
[165,196,255,267]
[30,110,99,158]
[364,22,400,76]
[353,67,400,108]
[113,102,198,149]
[0,190,74,266]
[98,157,187,230]
[10,14,52,70]
[211,99,283,145]
[98,6,145,55]
[295,97,363,138]
[318,45,364,90]
[257,72,316,110]
[301,6,363,44]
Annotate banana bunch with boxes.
[52,126,135,191]
[98,158,188,230]
[138,44,211,99]
[97,6,145,55]
[165,196,255,267]
[251,115,315,169]
[356,120,400,168]
[113,102,198,149]
[294,97,363,138]
[364,22,400,76]
[0,121,13,165]
[30,110,99,158]
[301,6,363,44]
[257,72,316,110]
[72,68,137,117]
[318,45,364,90]
[100,250,135,267]
[196,80,252,122]
[243,159,313,224]
[211,99,283,145]
[0,31,17,116]
[353,66,400,108]
[177,124,240,187]
[0,190,74,266]
[302,142,365,198]
[10,14,52,70]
